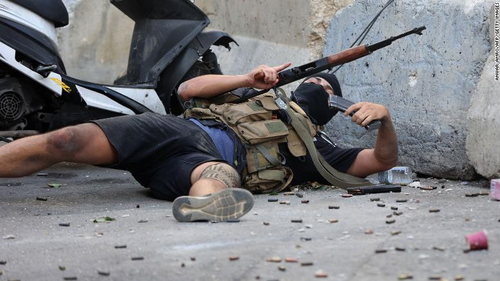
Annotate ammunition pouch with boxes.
[185,92,314,193]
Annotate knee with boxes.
[46,126,86,157]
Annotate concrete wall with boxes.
[57,0,498,180]
[466,4,500,179]
[323,0,495,180]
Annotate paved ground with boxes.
[0,163,498,281]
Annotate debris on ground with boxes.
[465,230,488,251]
[93,216,116,223]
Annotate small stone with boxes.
[138,219,148,223]
[391,230,402,236]
[429,209,441,213]
[328,219,339,223]
[181,263,185,267]
[465,193,479,197]
[386,219,396,224]
[428,276,442,280]
[267,257,282,263]
[190,257,196,261]
[263,222,270,226]
[268,198,278,202]
[396,199,408,203]
[398,274,413,280]
[301,200,310,204]
[375,249,387,254]
[291,219,303,223]
[283,192,295,196]
[0,270,3,275]
[386,214,393,218]
[395,247,406,252]
[465,217,471,222]
[420,186,435,191]
[394,211,403,216]
[365,229,374,235]
[279,201,290,205]
[229,256,239,261]
[285,257,298,263]
[37,172,49,176]
[2,235,15,240]
[300,237,312,241]
[305,224,313,229]
[342,194,353,198]
[301,262,314,266]
[63,277,78,281]
[391,206,399,210]
[59,223,70,227]
[114,245,127,249]
[36,197,48,201]
[433,246,445,251]
[295,193,304,198]
[59,265,66,271]
[370,198,380,202]
[227,219,240,223]
[136,204,140,208]
[479,192,489,196]
[97,270,110,276]
[460,181,469,185]
[47,183,62,188]
[315,270,328,278]
[0,261,6,265]
[131,257,144,261]
[278,266,286,271]
[377,203,386,207]
[454,275,464,281]
[328,206,340,209]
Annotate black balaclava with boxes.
[291,73,343,126]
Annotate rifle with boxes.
[233,26,426,104]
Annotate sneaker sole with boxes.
[172,188,254,222]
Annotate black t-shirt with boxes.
[280,132,363,185]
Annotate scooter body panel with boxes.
[0,0,58,42]
[0,40,63,95]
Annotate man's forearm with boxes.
[373,117,398,166]
[178,75,249,101]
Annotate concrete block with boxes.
[323,0,495,179]
[466,3,500,179]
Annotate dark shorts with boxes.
[92,113,225,201]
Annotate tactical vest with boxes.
[185,91,318,194]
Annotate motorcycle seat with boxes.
[9,0,69,27]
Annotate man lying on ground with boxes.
[0,63,398,222]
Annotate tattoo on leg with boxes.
[200,163,241,188]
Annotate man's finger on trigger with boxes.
[345,104,360,116]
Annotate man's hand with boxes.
[344,102,390,127]
[245,63,291,89]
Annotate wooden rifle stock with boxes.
[325,45,370,66]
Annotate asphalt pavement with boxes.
[0,163,498,281]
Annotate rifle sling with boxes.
[284,105,371,189]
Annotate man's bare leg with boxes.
[172,162,254,222]
[0,123,117,177]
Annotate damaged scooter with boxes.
[0,0,236,138]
